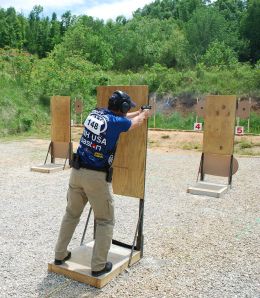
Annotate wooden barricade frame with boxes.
[31,96,72,173]
[48,86,149,287]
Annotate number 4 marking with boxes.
[194,123,202,131]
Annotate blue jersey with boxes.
[77,108,131,169]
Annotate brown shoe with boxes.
[92,262,113,277]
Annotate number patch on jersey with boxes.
[84,115,103,135]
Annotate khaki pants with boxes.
[55,168,115,271]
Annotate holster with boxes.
[106,167,113,183]
[70,153,80,169]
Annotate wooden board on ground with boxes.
[203,95,237,155]
[51,96,71,143]
[48,241,141,288]
[30,163,69,173]
[187,181,229,198]
[97,86,149,199]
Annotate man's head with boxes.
[108,90,136,114]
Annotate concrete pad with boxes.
[187,181,229,198]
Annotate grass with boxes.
[0,124,50,141]
[239,141,253,149]
[0,76,50,138]
[239,113,260,134]
[234,138,260,156]
[148,112,199,130]
[181,142,202,150]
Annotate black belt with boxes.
[80,163,108,173]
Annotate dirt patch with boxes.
[148,130,260,155]
[147,130,203,152]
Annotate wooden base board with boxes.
[48,241,141,288]
[187,181,229,198]
[30,163,69,173]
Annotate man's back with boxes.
[77,108,131,169]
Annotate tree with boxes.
[133,0,207,21]
[213,0,246,21]
[175,0,205,22]
[26,6,44,55]
[200,41,238,67]
[61,11,76,34]
[108,17,189,70]
[0,7,26,49]
[241,0,260,62]
[49,13,61,50]
[59,18,113,69]
[0,8,9,47]
[185,7,231,63]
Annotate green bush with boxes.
[240,113,260,134]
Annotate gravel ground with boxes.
[0,138,259,298]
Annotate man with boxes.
[54,90,150,277]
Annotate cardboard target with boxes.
[236,100,251,119]
[195,100,205,117]
[75,99,83,114]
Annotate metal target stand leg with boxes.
[80,199,144,267]
[228,155,234,187]
[44,142,52,165]
[197,153,205,182]
[128,199,144,266]
[80,206,93,246]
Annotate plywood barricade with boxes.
[97,85,148,199]
[31,96,72,173]
[200,95,239,184]
[188,95,239,197]
[48,86,149,287]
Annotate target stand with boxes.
[188,95,239,198]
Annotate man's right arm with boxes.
[129,110,150,130]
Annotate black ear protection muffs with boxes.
[109,90,131,113]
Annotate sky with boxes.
[0,0,155,21]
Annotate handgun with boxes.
[141,105,152,110]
